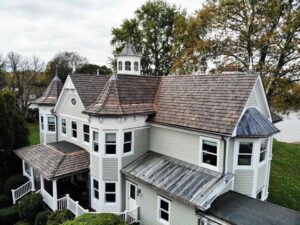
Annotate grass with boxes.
[268,140,300,212]
[27,122,39,146]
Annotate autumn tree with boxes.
[111,0,186,76]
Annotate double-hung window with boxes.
[92,131,99,153]
[158,196,170,224]
[105,182,116,203]
[72,121,77,138]
[83,124,90,143]
[123,131,132,154]
[61,118,66,134]
[125,61,131,71]
[40,116,44,130]
[260,138,268,162]
[48,116,56,132]
[202,139,218,168]
[105,133,116,155]
[93,179,99,200]
[238,142,253,166]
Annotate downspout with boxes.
[52,109,58,142]
[221,136,227,176]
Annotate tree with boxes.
[0,89,29,185]
[111,0,186,76]
[77,64,112,75]
[46,51,88,82]
[0,55,6,88]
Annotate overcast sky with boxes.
[0,0,204,67]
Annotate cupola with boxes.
[116,43,141,75]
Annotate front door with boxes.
[127,182,137,211]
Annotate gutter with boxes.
[51,109,58,142]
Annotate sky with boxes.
[0,0,204,67]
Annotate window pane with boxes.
[84,134,89,142]
[105,194,116,202]
[72,130,77,138]
[106,145,116,154]
[134,62,138,71]
[124,132,132,142]
[93,143,99,152]
[160,200,169,211]
[125,61,131,71]
[93,180,98,189]
[203,140,217,154]
[72,121,77,129]
[130,184,136,200]
[62,119,66,125]
[261,138,268,150]
[93,132,99,141]
[239,142,253,153]
[160,210,169,221]
[238,155,252,165]
[118,61,122,70]
[83,124,89,133]
[94,190,99,199]
[106,133,116,143]
[260,151,266,162]
[124,143,131,153]
[203,152,217,166]
[105,183,115,192]
[48,117,55,123]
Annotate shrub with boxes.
[34,211,52,225]
[0,205,19,225]
[15,220,31,225]
[61,213,126,225]
[46,210,74,225]
[18,193,43,222]
[0,194,10,208]
[2,175,28,197]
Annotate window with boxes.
[260,138,268,162]
[40,116,44,130]
[48,116,56,132]
[83,124,90,143]
[125,61,131,71]
[158,197,170,224]
[105,182,116,203]
[202,140,218,167]
[93,179,99,200]
[105,133,116,155]
[72,121,77,138]
[134,62,139,71]
[129,183,136,200]
[92,131,99,152]
[118,61,122,71]
[61,118,66,134]
[238,142,253,166]
[123,131,132,154]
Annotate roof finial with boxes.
[96,69,99,76]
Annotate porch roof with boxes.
[14,141,89,180]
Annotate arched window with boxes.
[125,61,131,71]
[118,61,122,71]
[134,62,139,71]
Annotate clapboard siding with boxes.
[234,170,254,195]
[102,158,118,181]
[246,90,258,107]
[257,164,267,191]
[127,180,198,225]
[227,138,235,173]
[122,128,150,167]
[40,132,44,144]
[90,155,100,179]
[46,133,56,143]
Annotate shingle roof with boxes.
[14,141,89,180]
[205,191,300,225]
[122,151,224,209]
[236,108,280,137]
[35,75,63,105]
[118,43,141,57]
[83,74,161,116]
[152,74,258,135]
[69,74,109,108]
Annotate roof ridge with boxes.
[52,154,67,178]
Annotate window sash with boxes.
[92,131,99,152]
[124,132,132,153]
[41,116,44,130]
[105,183,116,203]
[83,124,90,143]
[238,142,253,166]
[125,61,131,71]
[72,121,77,138]
[134,62,138,71]
[93,179,99,200]
[105,133,116,155]
[61,119,66,134]
[202,139,218,167]
[48,117,56,132]
[118,61,122,70]
[158,198,170,223]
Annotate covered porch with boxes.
[14,141,90,212]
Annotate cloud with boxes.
[0,0,203,67]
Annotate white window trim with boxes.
[92,130,99,154]
[259,138,268,164]
[83,124,90,144]
[199,137,220,172]
[128,181,137,200]
[71,121,78,140]
[92,178,99,200]
[237,140,254,168]
[104,182,117,204]
[123,130,134,156]
[61,118,67,136]
[104,132,117,157]
[157,196,171,225]
[47,116,56,133]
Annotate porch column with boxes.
[22,160,26,177]
[40,174,44,191]
[30,167,35,191]
[52,180,58,210]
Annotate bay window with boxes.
[48,116,56,132]
[238,142,253,166]
[105,133,116,155]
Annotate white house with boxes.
[12,44,300,225]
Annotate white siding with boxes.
[102,158,118,181]
[257,164,267,191]
[246,91,258,107]
[90,155,100,179]
[234,170,254,195]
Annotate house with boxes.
[12,44,300,225]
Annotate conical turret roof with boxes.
[118,43,141,57]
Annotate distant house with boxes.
[12,44,300,225]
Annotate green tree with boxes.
[111,0,186,76]
[77,64,112,75]
[0,89,29,184]
[46,52,88,82]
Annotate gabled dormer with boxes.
[116,43,141,75]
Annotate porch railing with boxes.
[11,180,32,204]
[127,206,139,224]
[57,194,89,217]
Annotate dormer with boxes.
[117,43,141,75]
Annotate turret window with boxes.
[105,133,116,155]
[125,61,131,71]
[260,138,268,162]
[48,116,56,132]
[83,124,90,143]
[134,62,139,71]
[118,61,122,71]
[238,142,253,166]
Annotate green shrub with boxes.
[18,193,43,222]
[46,210,73,225]
[2,175,28,197]
[0,194,10,208]
[0,205,19,225]
[62,213,126,225]
[34,211,52,225]
[15,220,30,225]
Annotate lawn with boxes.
[27,122,40,145]
[268,140,300,212]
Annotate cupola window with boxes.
[118,61,122,71]
[125,61,131,71]
[134,62,139,71]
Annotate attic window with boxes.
[125,61,131,71]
